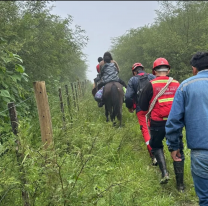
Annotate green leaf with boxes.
[13,54,23,63]
[22,72,29,77]
[2,97,11,103]
[8,52,14,58]
[22,75,28,82]
[0,90,11,98]
[1,56,11,64]
[10,75,18,82]
[15,64,25,73]
[1,82,8,89]
[6,70,13,75]
[0,37,6,44]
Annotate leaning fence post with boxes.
[58,87,66,124]
[8,102,30,206]
[33,81,53,148]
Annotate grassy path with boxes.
[59,90,198,206]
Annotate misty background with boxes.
[49,1,160,81]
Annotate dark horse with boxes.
[103,81,124,127]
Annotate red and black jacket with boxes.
[138,76,180,126]
[125,71,155,113]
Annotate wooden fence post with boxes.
[85,79,87,90]
[77,80,81,97]
[33,81,53,147]
[58,87,65,124]
[8,102,30,206]
[71,82,76,108]
[74,82,79,111]
[65,84,72,121]
[82,81,85,96]
[8,102,18,136]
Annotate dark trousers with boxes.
[150,126,184,160]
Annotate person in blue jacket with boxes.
[166,51,208,205]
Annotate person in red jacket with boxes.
[96,57,103,73]
[138,58,180,184]
[125,63,156,165]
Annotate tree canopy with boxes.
[0,1,88,116]
[111,1,208,83]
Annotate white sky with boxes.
[50,1,160,81]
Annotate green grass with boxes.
[0,86,198,205]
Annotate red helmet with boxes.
[153,58,170,70]
[132,62,144,71]
[152,58,170,75]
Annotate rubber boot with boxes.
[173,160,185,192]
[154,149,170,184]
[152,156,158,166]
[148,146,157,166]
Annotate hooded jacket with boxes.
[100,62,119,84]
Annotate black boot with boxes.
[150,149,157,166]
[151,156,158,166]
[154,149,170,184]
[173,160,185,192]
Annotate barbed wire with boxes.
[0,96,34,115]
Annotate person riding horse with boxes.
[94,52,127,107]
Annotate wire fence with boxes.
[0,79,91,141]
[0,96,34,115]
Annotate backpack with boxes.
[136,73,150,103]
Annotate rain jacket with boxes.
[125,71,155,113]
[100,62,119,84]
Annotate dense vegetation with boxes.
[0,1,204,205]
[0,1,88,119]
[0,1,88,138]
[111,1,208,83]
[0,88,198,205]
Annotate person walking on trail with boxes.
[138,58,181,184]
[166,52,208,204]
[125,63,157,165]
[94,52,127,107]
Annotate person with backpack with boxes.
[125,63,156,165]
[94,52,127,107]
[138,58,182,185]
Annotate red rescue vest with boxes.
[149,76,180,121]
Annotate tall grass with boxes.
[0,86,198,205]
